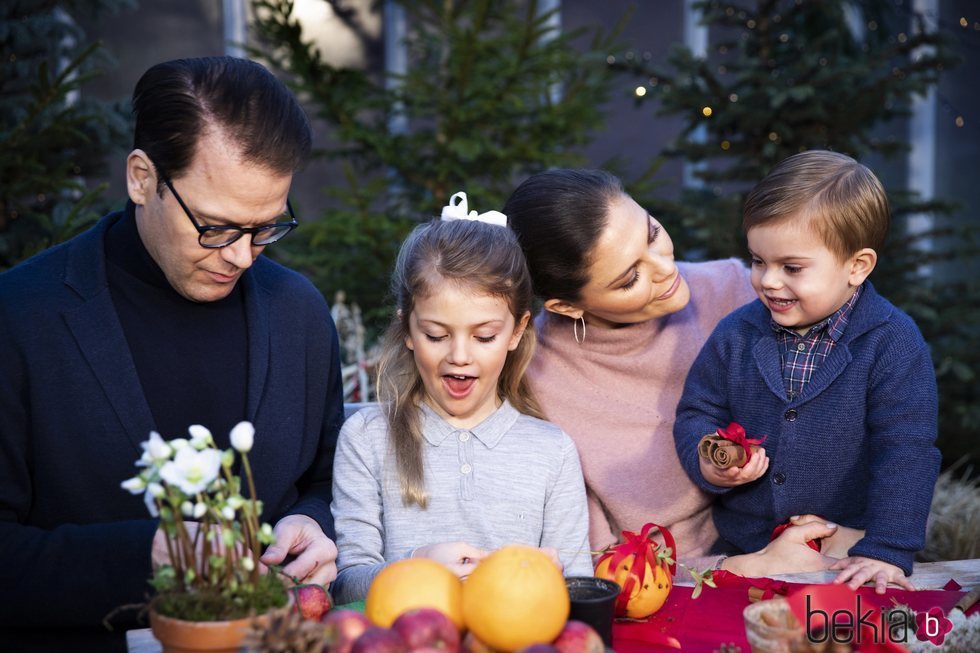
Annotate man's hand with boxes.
[700,447,769,487]
[831,556,914,594]
[260,514,338,586]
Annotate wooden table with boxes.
[127,559,980,653]
[671,558,980,591]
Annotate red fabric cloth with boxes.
[611,576,977,653]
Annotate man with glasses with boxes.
[0,57,344,651]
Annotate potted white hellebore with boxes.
[121,422,288,652]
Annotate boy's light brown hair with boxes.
[742,150,889,262]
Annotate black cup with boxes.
[565,576,621,648]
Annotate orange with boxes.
[594,553,672,619]
[364,558,464,629]
[461,545,569,652]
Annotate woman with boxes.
[504,168,850,574]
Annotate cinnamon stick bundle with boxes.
[697,434,759,469]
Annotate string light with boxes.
[702,106,713,117]
[635,86,647,98]
[955,116,965,127]
[721,140,731,150]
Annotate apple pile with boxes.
[316,608,603,653]
[462,621,604,653]
[289,583,605,653]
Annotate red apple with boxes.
[461,631,497,653]
[351,627,409,653]
[291,583,333,620]
[391,607,460,653]
[551,621,604,653]
[322,609,372,653]
[514,645,560,653]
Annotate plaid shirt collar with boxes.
[769,283,864,341]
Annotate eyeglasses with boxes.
[162,177,298,249]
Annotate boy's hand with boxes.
[830,556,915,594]
[699,447,769,487]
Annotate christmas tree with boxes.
[250,0,625,327]
[614,0,976,469]
[0,1,131,271]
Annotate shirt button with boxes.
[797,342,806,352]
[773,472,786,485]
[784,409,798,421]
[460,464,472,474]
[458,432,470,442]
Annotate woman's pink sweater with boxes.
[528,259,757,559]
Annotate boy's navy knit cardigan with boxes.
[674,282,940,575]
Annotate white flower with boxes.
[181,501,194,517]
[193,502,207,519]
[229,421,255,453]
[241,557,255,572]
[222,506,236,521]
[159,447,222,495]
[148,482,165,498]
[144,490,159,518]
[188,425,213,449]
[169,438,190,451]
[138,431,172,466]
[227,495,245,510]
[121,476,146,494]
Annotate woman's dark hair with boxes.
[132,56,312,191]
[503,168,624,302]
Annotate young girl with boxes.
[329,193,592,603]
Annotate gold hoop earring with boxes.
[573,316,586,345]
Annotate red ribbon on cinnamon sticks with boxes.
[715,422,766,464]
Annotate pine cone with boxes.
[241,607,326,653]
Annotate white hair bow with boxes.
[440,192,507,227]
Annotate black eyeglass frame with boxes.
[162,177,298,249]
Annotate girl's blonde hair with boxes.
[375,218,542,507]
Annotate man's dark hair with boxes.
[132,56,312,192]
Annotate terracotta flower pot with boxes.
[149,608,272,653]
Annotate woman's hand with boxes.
[412,542,489,579]
[789,514,864,559]
[722,520,840,577]
[699,447,769,487]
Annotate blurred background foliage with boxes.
[249,0,626,327]
[610,0,978,474]
[1,0,976,473]
[0,0,132,270]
